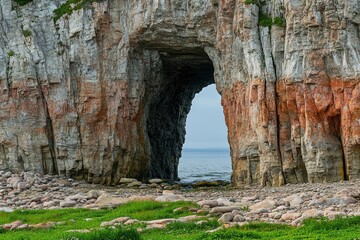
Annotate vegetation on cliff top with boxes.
[12,0,33,6]
[53,0,103,23]
[244,0,286,28]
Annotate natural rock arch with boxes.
[0,0,359,187]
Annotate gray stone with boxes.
[87,190,102,199]
[233,215,246,222]
[250,199,277,212]
[148,179,163,184]
[155,195,184,202]
[59,200,77,208]
[3,172,12,178]
[210,206,240,214]
[218,213,234,223]
[119,178,138,184]
[198,200,218,208]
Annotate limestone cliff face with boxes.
[0,0,359,186]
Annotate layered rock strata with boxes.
[0,0,359,186]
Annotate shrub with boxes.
[13,0,33,6]
[244,0,257,4]
[22,30,32,37]
[8,50,15,57]
[259,13,272,27]
[273,16,285,27]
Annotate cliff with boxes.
[0,0,359,186]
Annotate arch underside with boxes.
[145,49,215,180]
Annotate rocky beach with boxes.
[1,171,360,232]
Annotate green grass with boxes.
[0,201,197,240]
[142,217,360,240]
[1,202,360,240]
[61,228,141,240]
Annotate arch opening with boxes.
[146,49,219,181]
[178,84,231,183]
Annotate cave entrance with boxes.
[146,49,229,181]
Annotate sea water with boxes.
[178,148,232,183]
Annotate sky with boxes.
[183,84,229,149]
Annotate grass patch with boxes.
[142,217,360,240]
[0,201,197,240]
[1,203,360,240]
[143,220,220,240]
[60,228,141,240]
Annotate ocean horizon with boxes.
[178,148,232,183]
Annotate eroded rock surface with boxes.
[0,0,359,186]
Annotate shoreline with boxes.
[1,171,360,227]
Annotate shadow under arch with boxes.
[146,49,217,181]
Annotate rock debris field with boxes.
[1,171,360,231]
